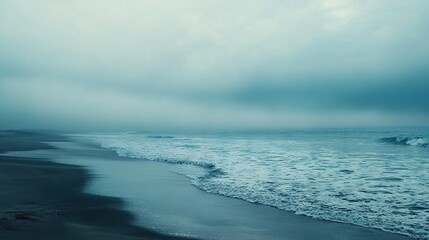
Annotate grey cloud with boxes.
[1,0,429,130]
[217,70,429,112]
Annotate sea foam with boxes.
[84,130,429,239]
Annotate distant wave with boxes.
[380,136,428,147]
[146,135,174,139]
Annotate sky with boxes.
[0,0,428,131]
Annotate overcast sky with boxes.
[1,0,428,131]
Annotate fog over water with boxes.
[0,0,428,130]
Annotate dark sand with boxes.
[0,131,193,240]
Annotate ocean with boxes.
[84,128,429,239]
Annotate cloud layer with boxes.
[1,0,428,130]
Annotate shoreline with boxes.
[51,136,415,240]
[0,131,195,240]
[0,130,417,240]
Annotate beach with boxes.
[0,130,417,240]
[0,131,192,240]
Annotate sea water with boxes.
[84,128,429,239]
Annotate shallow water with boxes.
[84,128,429,239]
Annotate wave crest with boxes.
[380,136,428,147]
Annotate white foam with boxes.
[83,132,429,240]
[406,138,428,146]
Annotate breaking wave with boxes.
[380,136,428,147]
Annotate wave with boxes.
[146,135,174,139]
[105,146,224,179]
[380,136,428,147]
